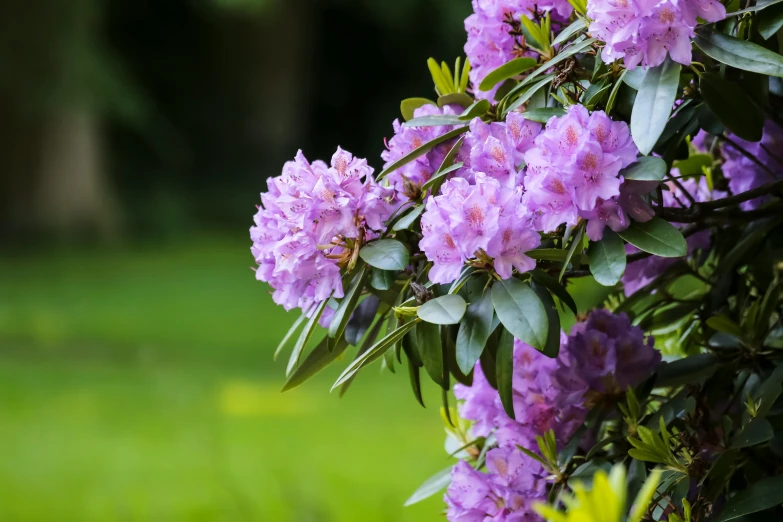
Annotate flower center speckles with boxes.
[564,125,580,147]
[467,205,485,230]
[550,178,568,195]
[411,137,423,148]
[444,233,456,249]
[334,157,348,176]
[593,124,609,145]
[580,152,599,171]
[502,228,513,244]
[615,0,629,7]
[658,7,675,23]
[320,188,336,204]
[508,119,522,141]
[490,145,506,164]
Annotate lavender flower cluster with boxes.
[464,0,573,100]
[523,105,639,238]
[250,148,397,320]
[446,310,660,521]
[588,0,726,69]
[406,105,641,283]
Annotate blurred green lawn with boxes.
[0,236,451,522]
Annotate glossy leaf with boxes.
[417,321,446,388]
[520,107,566,123]
[531,283,561,357]
[631,58,681,155]
[504,75,555,115]
[479,57,537,92]
[618,217,687,258]
[588,230,627,287]
[328,266,369,340]
[437,92,474,109]
[287,299,329,376]
[282,336,350,392]
[418,294,467,325]
[459,99,491,120]
[492,278,548,351]
[700,72,764,142]
[273,313,307,361]
[552,18,586,46]
[331,320,418,390]
[359,239,410,271]
[400,98,435,121]
[620,156,667,181]
[456,290,495,374]
[370,268,396,291]
[344,294,380,346]
[496,328,516,419]
[695,32,783,78]
[717,477,783,521]
[731,418,774,449]
[655,353,719,387]
[392,204,426,231]
[530,269,578,316]
[377,126,468,180]
[404,467,452,506]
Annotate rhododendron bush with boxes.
[251,0,783,519]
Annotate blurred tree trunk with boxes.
[0,0,118,240]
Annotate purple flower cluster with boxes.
[447,450,549,522]
[720,120,783,210]
[522,105,639,237]
[588,0,726,69]
[381,104,462,200]
[250,148,397,319]
[420,174,541,284]
[446,310,659,521]
[465,0,573,100]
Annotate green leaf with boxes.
[618,217,687,258]
[478,57,538,92]
[420,162,464,193]
[530,269,578,316]
[328,266,369,340]
[492,278,549,351]
[731,418,774,448]
[526,248,570,262]
[631,58,681,155]
[673,153,713,176]
[418,295,467,325]
[273,313,307,361]
[392,204,426,231]
[377,126,468,180]
[559,222,585,281]
[331,320,418,390]
[417,321,446,388]
[758,2,783,39]
[620,156,667,181]
[504,75,555,115]
[700,72,764,142]
[727,0,783,15]
[406,351,425,407]
[695,32,783,78]
[514,38,596,92]
[456,290,495,374]
[345,295,380,345]
[428,57,452,95]
[459,99,492,120]
[359,239,410,271]
[496,327,516,419]
[287,299,329,375]
[706,314,743,338]
[400,98,435,121]
[531,283,561,357]
[588,230,627,287]
[370,268,396,291]
[520,107,566,123]
[282,336,350,392]
[437,92,474,109]
[552,18,586,46]
[717,477,783,521]
[605,70,627,115]
[403,115,466,127]
[404,467,452,506]
[655,354,718,387]
[629,469,664,522]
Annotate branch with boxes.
[657,179,783,222]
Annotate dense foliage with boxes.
[251,0,783,520]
